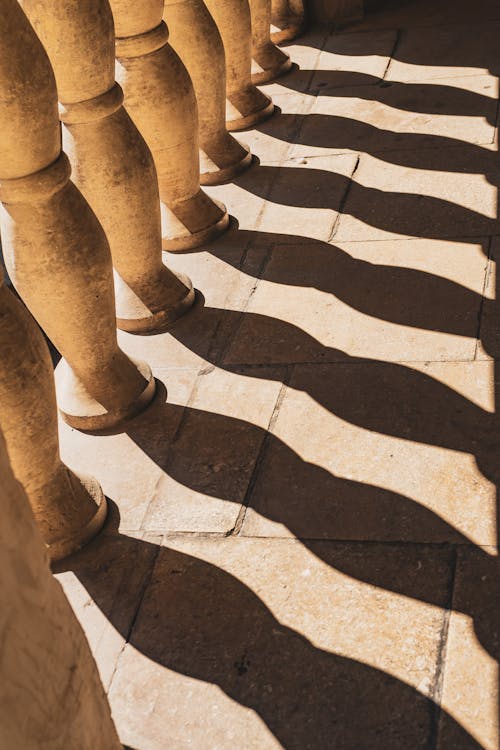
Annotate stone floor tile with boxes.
[141,366,285,533]
[223,237,487,364]
[334,151,500,242]
[247,153,358,241]
[476,237,499,361]
[59,369,198,530]
[109,536,456,750]
[241,361,496,546]
[386,22,500,82]
[290,76,498,160]
[437,546,499,750]
[225,92,316,166]
[312,28,397,85]
[53,516,159,690]
[117,240,254,369]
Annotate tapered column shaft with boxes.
[271,0,305,43]
[0,429,121,749]
[0,271,106,560]
[21,0,195,332]
[203,0,275,131]
[249,0,292,83]
[109,0,229,250]
[0,0,155,429]
[164,0,252,185]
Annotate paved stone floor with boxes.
[55,1,500,747]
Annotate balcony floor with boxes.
[55,1,500,747]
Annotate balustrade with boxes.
[21,0,195,332]
[0,0,155,430]
[249,0,293,83]
[0,427,121,748]
[163,0,252,185]
[204,0,275,131]
[109,0,229,250]
[271,0,306,43]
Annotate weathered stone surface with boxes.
[0,430,121,750]
[437,546,499,750]
[0,0,155,431]
[109,536,455,750]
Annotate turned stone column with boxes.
[204,0,275,131]
[0,0,155,430]
[0,270,107,561]
[0,430,121,749]
[271,0,306,43]
[163,0,252,185]
[21,0,195,332]
[249,0,292,84]
[109,0,229,251]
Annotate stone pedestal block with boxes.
[0,271,107,561]
[0,429,121,748]
[21,0,195,332]
[109,0,229,250]
[249,0,292,84]
[0,0,155,430]
[204,0,275,131]
[271,0,306,43]
[164,0,252,185]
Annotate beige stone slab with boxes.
[387,22,500,82]
[117,240,254,369]
[241,361,496,546]
[312,28,397,82]
[477,237,500,361]
[245,153,358,241]
[437,546,499,750]
[109,536,456,749]
[223,237,486,363]
[53,521,159,691]
[335,151,500,242]
[59,369,198,530]
[142,365,285,533]
[290,76,498,160]
[224,92,316,166]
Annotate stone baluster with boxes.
[0,428,121,748]
[109,0,229,251]
[203,0,275,131]
[21,0,195,333]
[0,269,107,561]
[0,0,155,430]
[248,0,293,84]
[163,0,252,185]
[271,0,306,43]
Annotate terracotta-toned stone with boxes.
[21,0,194,333]
[0,429,121,749]
[0,0,155,430]
[248,0,293,84]
[204,0,275,131]
[163,0,252,185]
[110,0,229,251]
[270,0,306,44]
[0,270,106,561]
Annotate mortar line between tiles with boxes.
[427,546,458,750]
[383,28,401,81]
[106,540,162,694]
[329,154,360,242]
[474,236,493,360]
[230,370,291,536]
